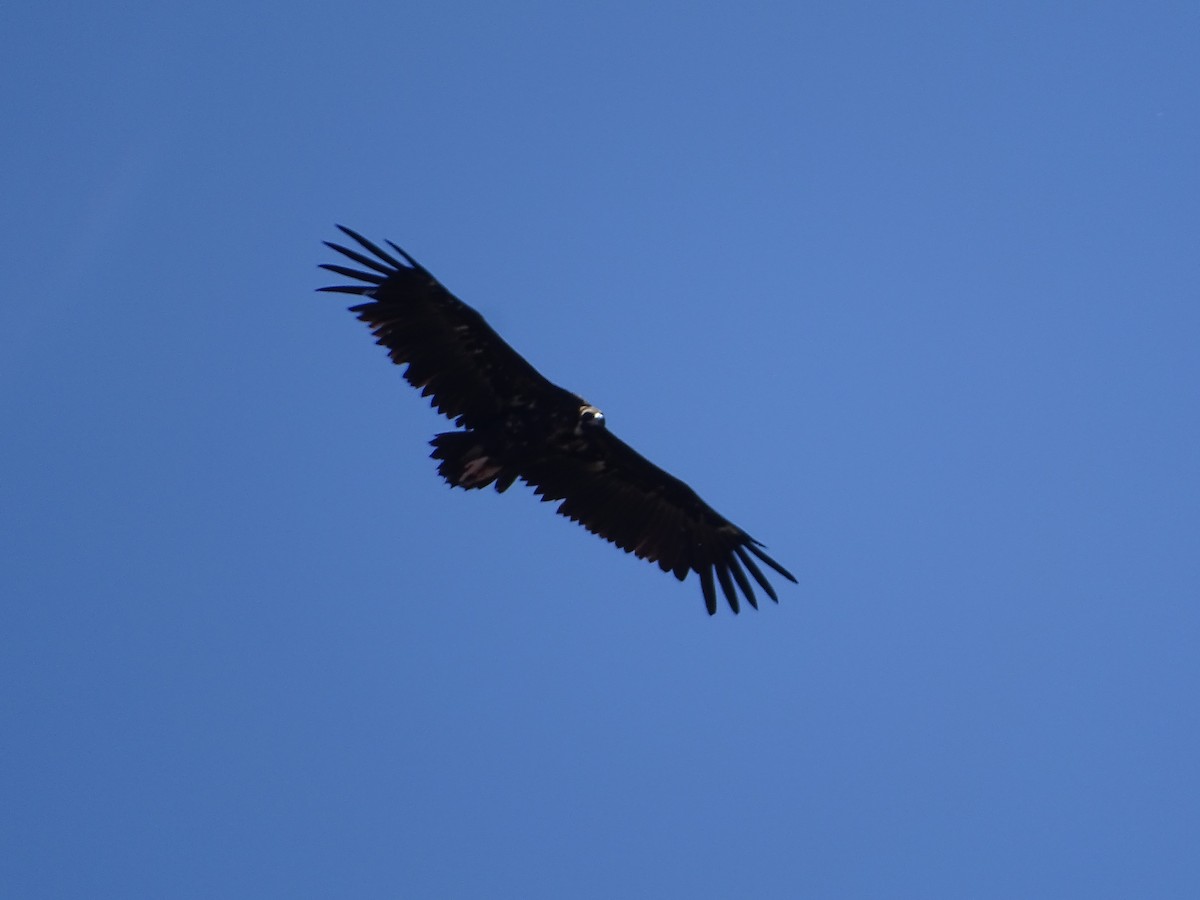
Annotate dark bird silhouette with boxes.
[319,226,797,614]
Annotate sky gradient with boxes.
[3,2,1198,897]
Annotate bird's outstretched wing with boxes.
[522,430,797,614]
[320,225,576,427]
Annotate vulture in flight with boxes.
[319,226,797,614]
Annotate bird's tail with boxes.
[429,432,517,493]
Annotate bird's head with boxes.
[577,405,606,431]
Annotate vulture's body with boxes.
[319,226,796,614]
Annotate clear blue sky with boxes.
[3,2,1198,897]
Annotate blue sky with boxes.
[3,2,1198,896]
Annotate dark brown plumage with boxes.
[319,226,797,614]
